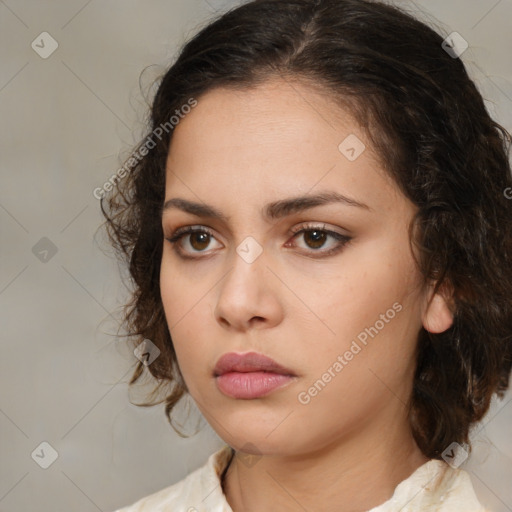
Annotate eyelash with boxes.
[164,223,352,260]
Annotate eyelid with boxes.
[288,221,348,237]
[167,224,217,240]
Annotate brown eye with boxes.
[288,224,352,258]
[303,230,327,249]
[189,232,211,251]
[165,226,222,258]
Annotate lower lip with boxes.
[215,371,294,399]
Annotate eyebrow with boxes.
[162,191,372,223]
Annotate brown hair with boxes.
[99,0,512,459]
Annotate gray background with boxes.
[0,1,511,511]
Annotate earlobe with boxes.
[422,283,454,333]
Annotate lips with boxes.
[213,351,295,377]
[213,351,297,399]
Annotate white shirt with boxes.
[113,444,489,511]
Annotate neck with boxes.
[222,412,429,512]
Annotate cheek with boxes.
[295,236,422,368]
[159,259,210,376]
[304,236,416,315]
[293,265,420,431]
[159,252,213,325]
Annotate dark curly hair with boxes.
[99,0,512,459]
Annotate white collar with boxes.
[115,444,488,511]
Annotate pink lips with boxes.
[213,352,296,399]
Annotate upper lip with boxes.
[213,351,296,377]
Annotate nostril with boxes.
[249,316,266,326]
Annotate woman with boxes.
[102,0,512,510]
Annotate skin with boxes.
[160,77,454,512]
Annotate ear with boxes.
[421,281,454,333]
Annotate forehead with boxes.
[164,78,410,220]
[169,78,366,155]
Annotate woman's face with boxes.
[160,78,451,456]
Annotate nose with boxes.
[213,249,284,331]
